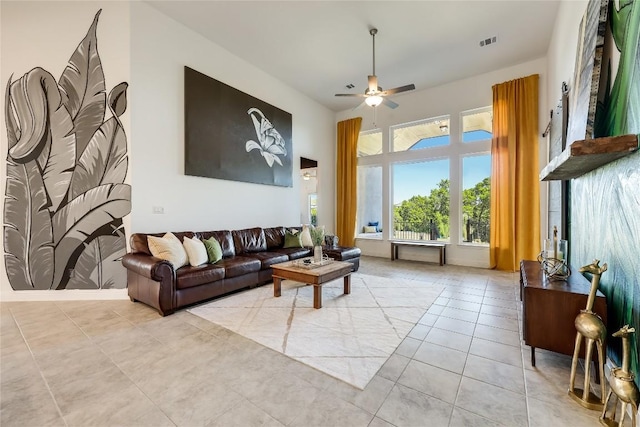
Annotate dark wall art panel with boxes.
[4,10,131,290]
[184,66,293,187]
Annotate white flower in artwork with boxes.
[245,107,287,167]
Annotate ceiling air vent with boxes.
[479,36,497,47]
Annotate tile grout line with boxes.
[53,302,180,426]
[8,306,69,427]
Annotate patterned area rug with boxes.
[188,273,444,389]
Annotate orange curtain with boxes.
[336,117,362,247]
[490,75,541,271]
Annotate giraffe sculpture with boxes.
[568,259,608,410]
[600,325,639,427]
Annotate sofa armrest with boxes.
[122,253,176,316]
[122,253,175,281]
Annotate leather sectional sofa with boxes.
[122,226,361,316]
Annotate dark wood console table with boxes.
[520,260,607,367]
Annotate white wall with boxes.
[130,2,335,234]
[0,1,131,300]
[0,1,334,301]
[546,0,589,116]
[336,58,548,268]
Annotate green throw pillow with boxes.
[283,231,303,248]
[203,237,223,263]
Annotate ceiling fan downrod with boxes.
[370,28,377,77]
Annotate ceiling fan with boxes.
[335,28,415,109]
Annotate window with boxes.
[462,107,492,143]
[309,194,318,226]
[358,129,382,157]
[393,159,450,241]
[354,107,492,262]
[391,116,450,152]
[461,156,490,245]
[356,165,382,239]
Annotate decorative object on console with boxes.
[568,259,608,410]
[600,325,639,427]
[184,66,292,187]
[538,226,570,280]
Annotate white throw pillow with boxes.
[363,225,377,233]
[301,225,313,247]
[182,236,208,267]
[147,232,188,269]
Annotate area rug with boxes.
[188,273,444,389]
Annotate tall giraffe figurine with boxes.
[600,325,639,427]
[568,259,608,410]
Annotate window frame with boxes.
[459,152,491,246]
[460,106,493,144]
[390,115,451,153]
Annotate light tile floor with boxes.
[1,257,608,426]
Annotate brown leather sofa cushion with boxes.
[244,252,289,269]
[264,227,285,249]
[214,256,261,278]
[323,246,362,261]
[232,227,267,253]
[272,247,312,260]
[198,230,235,257]
[176,264,225,290]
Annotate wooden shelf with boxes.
[540,134,638,181]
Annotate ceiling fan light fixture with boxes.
[365,95,383,107]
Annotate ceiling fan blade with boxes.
[368,75,378,93]
[335,93,367,97]
[381,97,399,109]
[381,84,416,96]
[352,100,367,111]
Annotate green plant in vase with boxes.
[309,226,325,262]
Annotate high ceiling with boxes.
[147,1,560,112]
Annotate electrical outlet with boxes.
[152,206,165,214]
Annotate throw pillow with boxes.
[182,236,208,267]
[147,232,188,268]
[363,225,377,233]
[203,237,223,263]
[301,225,313,247]
[283,231,303,248]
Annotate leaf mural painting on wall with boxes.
[3,9,131,290]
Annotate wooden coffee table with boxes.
[272,259,352,308]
